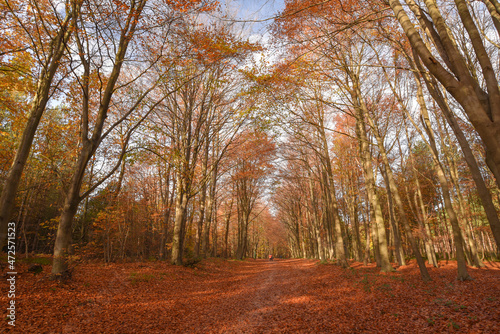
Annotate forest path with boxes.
[227,259,316,333]
[5,258,500,333]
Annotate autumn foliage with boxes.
[1,0,500,331]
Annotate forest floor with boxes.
[1,257,500,333]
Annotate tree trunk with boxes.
[394,39,500,251]
[362,201,371,265]
[52,143,93,276]
[51,0,147,277]
[171,175,188,265]
[348,191,363,262]
[380,167,406,267]
[413,171,439,268]
[353,101,393,273]
[415,81,472,280]
[202,167,217,256]
[318,125,348,267]
[223,198,233,258]
[159,191,173,260]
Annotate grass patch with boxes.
[26,257,52,266]
[359,274,372,292]
[448,320,460,330]
[389,275,405,283]
[424,288,436,296]
[376,283,393,291]
[128,272,155,284]
[183,256,203,268]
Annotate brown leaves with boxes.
[1,258,499,333]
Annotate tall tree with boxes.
[0,0,82,248]
[231,130,275,260]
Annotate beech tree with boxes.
[0,0,82,248]
[230,129,275,260]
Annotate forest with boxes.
[1,0,500,332]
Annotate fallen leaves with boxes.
[1,258,499,333]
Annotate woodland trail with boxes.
[2,258,500,333]
[225,259,317,333]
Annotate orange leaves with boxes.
[5,259,500,333]
[229,129,276,181]
[187,26,261,66]
[164,0,219,13]
[112,0,131,11]
[275,0,375,38]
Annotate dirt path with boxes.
[2,258,500,333]
[225,259,315,333]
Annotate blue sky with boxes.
[220,0,285,35]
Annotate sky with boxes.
[218,0,286,37]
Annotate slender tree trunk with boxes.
[370,208,381,267]
[405,50,500,251]
[160,194,173,260]
[224,198,233,258]
[236,201,250,260]
[362,202,371,265]
[211,197,218,257]
[360,87,432,277]
[319,126,348,267]
[195,185,207,257]
[353,100,393,272]
[195,138,210,257]
[51,0,147,276]
[413,170,439,267]
[416,91,472,280]
[171,175,188,265]
[380,167,406,266]
[446,149,484,268]
[348,191,363,262]
[159,166,173,260]
[202,167,217,256]
[385,50,472,280]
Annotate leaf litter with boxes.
[1,258,499,333]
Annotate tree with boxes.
[0,0,82,248]
[230,129,275,260]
